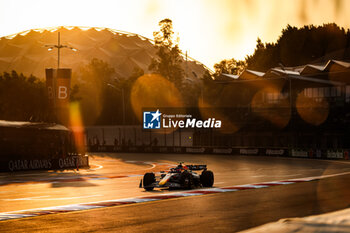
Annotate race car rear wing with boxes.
[186,165,207,171]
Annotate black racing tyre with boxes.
[180,171,193,190]
[143,173,155,191]
[200,170,214,187]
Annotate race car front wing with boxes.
[139,179,182,189]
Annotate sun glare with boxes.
[0,0,349,68]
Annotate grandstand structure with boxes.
[209,59,350,149]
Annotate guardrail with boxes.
[88,146,349,160]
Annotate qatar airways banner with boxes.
[0,155,89,172]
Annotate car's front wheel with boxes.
[143,173,155,191]
[180,171,193,189]
[200,170,214,187]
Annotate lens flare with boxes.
[130,74,186,134]
[131,74,183,119]
[251,88,291,129]
[198,99,240,134]
[296,93,329,126]
[69,101,85,155]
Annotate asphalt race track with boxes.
[1,153,350,232]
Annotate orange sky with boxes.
[0,0,349,69]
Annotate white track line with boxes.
[88,164,104,171]
[2,195,102,201]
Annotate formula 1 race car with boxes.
[139,163,214,191]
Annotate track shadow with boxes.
[0,169,103,187]
[51,180,99,188]
[141,189,164,193]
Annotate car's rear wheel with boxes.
[143,173,155,191]
[180,171,193,189]
[200,170,214,187]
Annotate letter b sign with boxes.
[58,86,68,99]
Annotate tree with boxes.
[70,84,81,102]
[149,18,184,87]
[109,67,145,125]
[79,58,115,88]
[75,58,145,125]
[0,71,49,121]
[213,58,247,78]
[245,37,279,72]
[245,23,350,71]
[76,58,116,125]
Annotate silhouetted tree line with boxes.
[69,57,146,125]
[214,23,350,76]
[0,71,50,121]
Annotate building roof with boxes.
[289,74,344,86]
[300,64,325,75]
[219,59,350,86]
[220,73,239,80]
